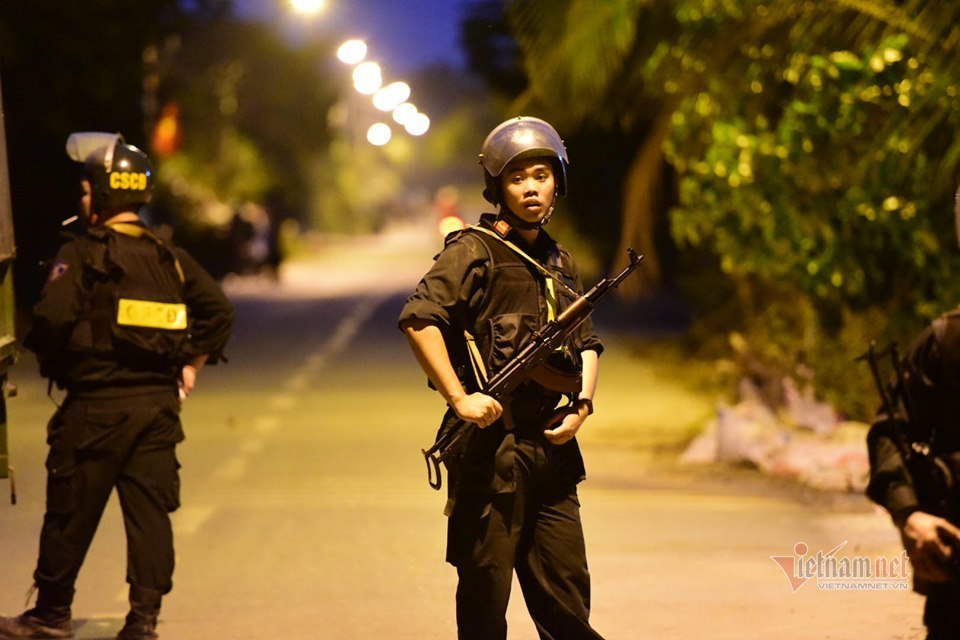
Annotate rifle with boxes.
[421,248,644,490]
[857,341,954,518]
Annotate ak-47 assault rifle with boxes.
[421,248,643,490]
[856,341,954,519]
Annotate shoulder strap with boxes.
[106,221,185,284]
[463,330,488,386]
[467,224,579,300]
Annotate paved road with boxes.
[0,231,927,639]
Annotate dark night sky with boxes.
[237,0,477,74]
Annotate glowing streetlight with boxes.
[372,82,411,112]
[337,39,367,65]
[405,112,430,136]
[352,61,383,95]
[367,123,392,146]
[392,102,418,125]
[290,0,326,15]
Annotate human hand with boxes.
[180,364,198,400]
[542,401,590,445]
[452,393,503,428]
[900,511,960,584]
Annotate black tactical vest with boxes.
[68,225,188,368]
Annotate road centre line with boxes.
[312,296,383,362]
[285,372,309,392]
[269,393,296,411]
[253,415,280,435]
[171,505,216,536]
[211,455,248,481]
[239,439,264,454]
[208,297,386,492]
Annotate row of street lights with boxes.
[287,0,430,147]
[336,38,430,146]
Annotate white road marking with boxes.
[285,372,309,392]
[192,297,387,527]
[171,505,216,536]
[211,456,248,481]
[240,439,265,455]
[253,415,280,435]
[270,393,296,411]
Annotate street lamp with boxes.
[392,102,418,125]
[290,0,326,16]
[404,112,430,136]
[372,82,411,112]
[333,39,431,146]
[337,39,367,65]
[352,61,382,95]
[367,123,392,146]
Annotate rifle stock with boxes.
[422,249,643,490]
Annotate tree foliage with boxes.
[0,0,231,301]
[503,0,960,415]
[152,19,338,228]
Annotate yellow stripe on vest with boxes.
[545,277,565,351]
[117,299,188,330]
[545,277,558,322]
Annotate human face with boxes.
[79,179,96,227]
[500,157,556,225]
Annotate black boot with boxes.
[115,586,162,640]
[0,584,74,639]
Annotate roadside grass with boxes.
[585,335,728,457]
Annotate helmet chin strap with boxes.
[497,188,558,230]
[497,207,541,230]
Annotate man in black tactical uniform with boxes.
[399,117,606,640]
[866,308,960,639]
[0,133,233,640]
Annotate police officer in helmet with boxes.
[400,116,606,639]
[0,133,233,640]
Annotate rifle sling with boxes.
[464,330,488,387]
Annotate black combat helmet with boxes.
[66,132,155,212]
[479,116,569,207]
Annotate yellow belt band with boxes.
[117,298,188,330]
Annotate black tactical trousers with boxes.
[925,584,960,639]
[451,436,605,640]
[34,391,183,596]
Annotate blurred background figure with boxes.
[227,202,279,279]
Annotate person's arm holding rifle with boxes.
[404,320,503,428]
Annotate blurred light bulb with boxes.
[352,62,383,95]
[373,82,411,112]
[405,113,430,136]
[439,215,466,237]
[367,123,392,146]
[392,102,418,125]
[337,39,367,65]
[291,0,326,15]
